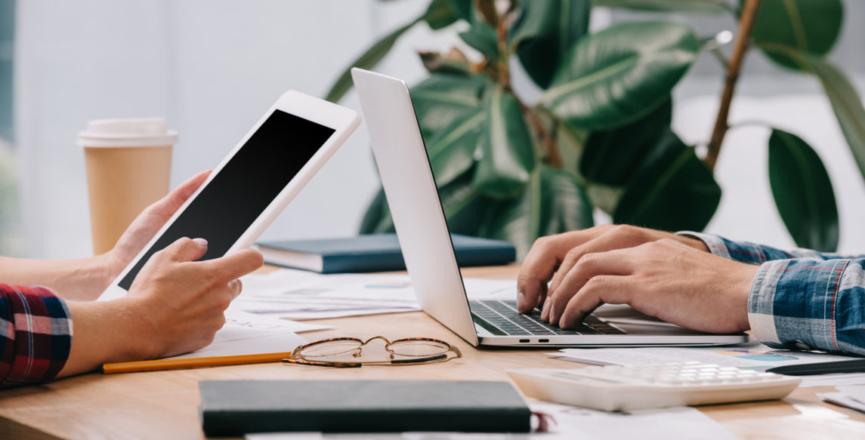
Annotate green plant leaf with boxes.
[748,0,843,70]
[440,171,491,236]
[510,0,591,89]
[768,129,839,251]
[359,172,490,236]
[473,87,536,199]
[459,21,499,61]
[794,55,865,184]
[580,98,672,185]
[411,74,488,139]
[613,130,721,231]
[483,165,594,257]
[541,21,698,130]
[425,0,462,29]
[324,18,421,103]
[444,0,473,22]
[593,0,734,14]
[428,108,485,187]
[358,189,394,234]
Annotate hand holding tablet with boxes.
[99,90,359,300]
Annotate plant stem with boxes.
[704,0,761,170]
[524,107,563,168]
[495,7,510,87]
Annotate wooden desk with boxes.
[1,266,864,439]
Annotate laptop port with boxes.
[519,339,530,343]
[539,339,550,343]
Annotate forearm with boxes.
[748,258,865,355]
[0,256,112,301]
[58,299,152,377]
[679,232,859,264]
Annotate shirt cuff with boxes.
[746,260,785,345]
[746,259,851,352]
[676,231,731,259]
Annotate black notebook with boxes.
[199,380,531,435]
[255,233,516,273]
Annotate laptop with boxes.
[350,68,747,348]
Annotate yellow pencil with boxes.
[102,352,294,374]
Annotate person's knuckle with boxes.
[593,224,614,233]
[611,224,639,238]
[563,246,584,263]
[657,238,679,247]
[533,236,553,251]
[574,253,598,271]
[216,293,231,310]
[583,276,606,293]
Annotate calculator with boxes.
[508,362,801,412]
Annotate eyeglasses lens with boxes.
[300,340,363,360]
[388,340,450,357]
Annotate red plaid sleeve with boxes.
[0,284,72,388]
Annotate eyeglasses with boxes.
[282,336,462,368]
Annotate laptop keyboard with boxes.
[470,300,624,336]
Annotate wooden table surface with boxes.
[1,266,864,439]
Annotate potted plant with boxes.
[327,0,864,256]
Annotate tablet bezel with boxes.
[99,90,359,299]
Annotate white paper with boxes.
[530,401,736,440]
[167,308,324,360]
[244,401,735,440]
[800,373,865,388]
[236,269,516,320]
[835,385,865,402]
[555,344,859,378]
[225,309,332,333]
[169,323,306,359]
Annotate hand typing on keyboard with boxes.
[513,225,757,334]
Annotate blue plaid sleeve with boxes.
[748,258,865,355]
[678,231,852,264]
[676,232,865,355]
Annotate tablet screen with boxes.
[118,110,335,290]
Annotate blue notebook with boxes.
[256,233,515,273]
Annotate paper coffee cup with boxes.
[79,118,177,255]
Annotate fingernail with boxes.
[193,238,208,248]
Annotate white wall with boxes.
[13,0,865,258]
[15,0,443,258]
[674,90,865,255]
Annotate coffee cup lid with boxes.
[78,118,178,148]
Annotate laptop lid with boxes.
[351,68,480,346]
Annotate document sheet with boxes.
[236,268,515,320]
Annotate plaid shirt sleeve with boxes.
[0,284,73,387]
[679,232,865,355]
[678,231,852,263]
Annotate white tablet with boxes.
[100,90,359,300]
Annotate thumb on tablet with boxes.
[164,237,209,262]
[203,249,264,281]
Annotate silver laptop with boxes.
[351,68,747,348]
